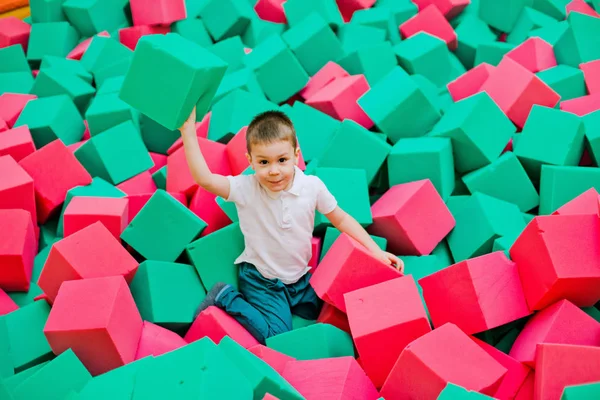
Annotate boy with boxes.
[179,107,403,344]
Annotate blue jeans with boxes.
[215,262,322,344]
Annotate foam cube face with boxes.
[562,382,600,399]
[447,62,495,102]
[85,93,139,137]
[14,95,85,149]
[0,155,37,227]
[30,68,96,114]
[430,91,516,174]
[129,0,186,26]
[400,5,457,50]
[344,276,431,387]
[184,306,259,349]
[283,0,343,27]
[18,139,92,224]
[266,323,355,360]
[538,165,600,215]
[199,0,254,41]
[358,67,440,143]
[44,276,143,376]
[26,22,80,67]
[63,196,129,239]
[509,299,600,368]
[135,321,187,359]
[119,33,228,131]
[510,214,600,310]
[38,221,139,302]
[0,17,31,51]
[0,93,36,128]
[310,233,403,312]
[552,188,600,216]
[300,62,349,100]
[555,11,600,68]
[62,0,128,37]
[381,323,507,399]
[420,251,531,334]
[369,179,455,255]
[337,41,397,86]
[478,0,532,32]
[536,65,587,103]
[0,209,36,292]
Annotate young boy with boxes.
[179,107,403,344]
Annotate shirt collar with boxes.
[287,165,304,196]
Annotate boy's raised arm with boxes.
[178,107,231,200]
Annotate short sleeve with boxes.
[315,177,338,215]
[226,174,253,206]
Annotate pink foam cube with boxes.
[509,214,600,310]
[0,17,31,51]
[0,288,18,315]
[149,152,167,174]
[135,321,187,360]
[116,171,157,196]
[254,0,286,23]
[130,0,186,26]
[481,56,560,129]
[310,233,403,313]
[308,237,321,269]
[472,337,531,400]
[167,112,211,155]
[119,25,170,50]
[515,371,535,400]
[447,62,495,102]
[67,140,87,153]
[306,74,374,130]
[552,187,600,216]
[337,0,377,22]
[67,31,110,60]
[0,119,6,133]
[580,59,600,94]
[380,323,508,399]
[300,62,349,100]
[560,92,600,116]
[38,222,139,303]
[18,139,92,224]
[127,191,186,222]
[566,0,600,17]
[44,276,143,376]
[225,126,250,176]
[506,37,557,73]
[248,344,295,375]
[167,137,231,199]
[188,186,231,237]
[184,306,259,349]
[63,196,129,239]
[0,155,37,227]
[282,356,380,400]
[535,344,600,400]
[400,5,458,50]
[344,276,431,388]
[0,209,36,292]
[317,303,351,333]
[419,251,531,334]
[0,126,36,162]
[509,299,600,368]
[82,120,91,140]
[369,179,455,255]
[0,93,36,128]
[411,0,470,19]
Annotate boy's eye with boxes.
[279,158,287,163]
[259,160,268,165]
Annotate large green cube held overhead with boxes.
[121,190,207,262]
[119,33,228,131]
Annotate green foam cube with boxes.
[12,349,91,400]
[3,301,53,373]
[40,55,93,83]
[539,165,600,215]
[514,105,585,182]
[171,18,213,48]
[507,7,557,44]
[358,66,441,143]
[27,22,80,68]
[198,0,253,41]
[244,34,309,104]
[213,68,264,105]
[583,306,600,322]
[14,95,85,148]
[313,167,372,231]
[402,254,448,319]
[320,226,387,262]
[30,68,96,113]
[241,17,286,48]
[388,137,455,200]
[215,196,238,223]
[77,357,153,399]
[62,0,128,37]
[562,382,600,399]
[338,41,397,86]
[454,14,497,69]
[337,23,387,55]
[130,261,206,328]
[119,33,228,131]
[411,74,445,115]
[0,72,34,96]
[266,323,355,360]
[138,113,179,155]
[533,0,570,20]
[121,190,207,262]
[394,32,454,88]
[292,315,317,330]
[86,93,140,137]
[474,42,516,66]
[283,0,343,28]
[96,76,124,96]
[0,45,31,74]
[152,166,167,190]
[536,65,586,103]
[317,119,391,185]
[282,12,343,76]
[430,91,516,174]
[555,11,600,67]
[186,222,245,291]
[447,192,526,262]
[208,36,246,74]
[584,110,600,166]
[30,0,68,23]
[478,0,533,32]
[2,362,49,394]
[438,383,494,399]
[0,318,12,379]
[80,36,132,78]
[462,152,540,212]
[7,283,44,308]
[527,20,569,46]
[218,337,303,400]
[351,7,401,44]
[74,121,153,185]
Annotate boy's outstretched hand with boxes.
[179,106,197,133]
[375,250,405,273]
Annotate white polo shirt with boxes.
[225,166,338,284]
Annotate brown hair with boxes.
[246,110,298,153]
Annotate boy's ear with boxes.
[245,152,254,169]
[294,147,300,165]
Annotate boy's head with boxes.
[245,111,300,192]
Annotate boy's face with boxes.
[246,140,300,192]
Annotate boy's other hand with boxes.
[179,106,197,134]
[375,250,404,273]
